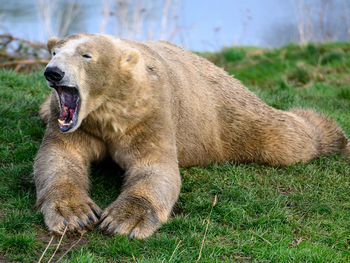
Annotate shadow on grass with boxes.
[89,157,125,209]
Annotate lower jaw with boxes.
[57,114,79,132]
[58,122,75,132]
[57,103,80,132]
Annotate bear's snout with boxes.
[44,67,65,83]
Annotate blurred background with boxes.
[0,0,349,71]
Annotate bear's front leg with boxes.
[100,160,181,239]
[34,129,105,234]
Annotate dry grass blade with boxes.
[132,253,137,263]
[37,235,54,263]
[289,237,303,247]
[250,230,273,246]
[47,225,68,263]
[56,231,86,263]
[196,195,217,262]
[168,239,182,262]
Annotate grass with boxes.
[0,42,350,262]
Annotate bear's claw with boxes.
[42,197,102,235]
[98,195,163,239]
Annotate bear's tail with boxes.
[290,109,350,158]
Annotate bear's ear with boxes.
[120,48,140,71]
[47,37,59,53]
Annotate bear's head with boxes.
[44,33,140,132]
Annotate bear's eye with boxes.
[52,51,56,56]
[82,54,92,59]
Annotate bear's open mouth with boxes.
[54,86,80,132]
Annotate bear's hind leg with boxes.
[250,109,349,166]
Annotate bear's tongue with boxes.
[58,106,75,123]
[59,90,76,120]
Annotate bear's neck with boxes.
[83,94,156,140]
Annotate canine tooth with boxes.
[58,119,73,126]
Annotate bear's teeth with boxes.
[58,119,73,126]
[58,119,65,126]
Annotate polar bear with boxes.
[34,33,349,239]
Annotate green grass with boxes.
[1,42,350,262]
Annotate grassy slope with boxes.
[0,43,350,262]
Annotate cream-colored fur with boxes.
[35,33,349,239]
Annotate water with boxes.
[0,0,349,51]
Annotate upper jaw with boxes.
[50,84,81,133]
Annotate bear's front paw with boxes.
[40,194,102,235]
[99,194,167,239]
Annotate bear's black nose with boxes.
[44,67,65,82]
